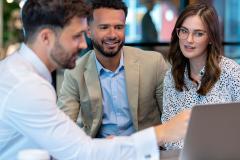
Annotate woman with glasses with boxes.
[161,2,240,150]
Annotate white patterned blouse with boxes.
[162,56,240,150]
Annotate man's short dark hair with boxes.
[87,0,128,24]
[21,0,90,43]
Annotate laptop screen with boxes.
[180,102,240,160]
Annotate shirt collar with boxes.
[18,43,52,83]
[94,51,124,75]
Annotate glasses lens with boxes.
[177,28,188,40]
[177,28,207,42]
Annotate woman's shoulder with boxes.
[164,68,173,78]
[220,56,240,69]
[163,67,176,87]
[220,56,240,72]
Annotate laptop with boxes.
[179,102,240,160]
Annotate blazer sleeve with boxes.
[57,69,81,124]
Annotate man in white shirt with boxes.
[0,0,190,160]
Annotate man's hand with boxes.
[106,135,114,139]
[155,110,191,146]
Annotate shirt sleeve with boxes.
[4,79,159,160]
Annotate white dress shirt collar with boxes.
[18,43,52,83]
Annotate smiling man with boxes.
[0,0,191,160]
[57,0,169,138]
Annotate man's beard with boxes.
[92,39,124,58]
[50,41,80,69]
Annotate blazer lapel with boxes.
[84,52,103,135]
[124,48,139,130]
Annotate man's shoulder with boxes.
[68,50,95,73]
[0,54,50,86]
[77,50,94,65]
[123,46,163,58]
[123,46,165,64]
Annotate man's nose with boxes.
[107,28,117,38]
[78,36,87,49]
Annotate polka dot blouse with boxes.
[162,56,240,150]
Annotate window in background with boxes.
[3,1,23,56]
[56,0,240,93]
[212,0,240,63]
[187,0,240,64]
[124,0,179,43]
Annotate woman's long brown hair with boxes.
[168,2,223,95]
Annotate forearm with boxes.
[154,125,166,146]
[86,128,159,160]
[154,110,191,146]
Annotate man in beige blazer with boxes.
[57,0,168,138]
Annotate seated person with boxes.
[57,0,168,138]
[0,0,190,159]
[162,2,240,150]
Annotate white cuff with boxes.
[132,127,160,160]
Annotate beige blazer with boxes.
[57,46,168,137]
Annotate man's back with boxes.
[0,48,50,158]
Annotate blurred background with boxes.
[1,0,240,94]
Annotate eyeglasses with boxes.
[176,27,207,42]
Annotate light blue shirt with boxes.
[0,44,159,160]
[95,52,135,137]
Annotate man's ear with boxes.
[86,26,91,38]
[38,28,55,46]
